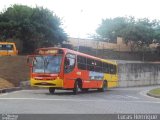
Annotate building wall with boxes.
[67,37,160,52]
[67,37,132,52]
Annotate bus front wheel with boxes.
[49,88,55,94]
[73,81,79,95]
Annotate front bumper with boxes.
[30,77,63,88]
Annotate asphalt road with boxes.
[0,86,160,114]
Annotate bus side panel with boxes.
[63,68,79,88]
[104,73,118,88]
[110,73,118,88]
[63,69,90,89]
[87,80,103,88]
[83,71,104,89]
[63,79,75,89]
[80,70,90,88]
[80,71,102,88]
[77,70,101,89]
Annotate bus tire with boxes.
[73,81,79,95]
[49,88,55,94]
[98,81,107,92]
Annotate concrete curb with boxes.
[147,92,160,98]
[0,87,22,94]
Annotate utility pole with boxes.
[77,9,84,52]
[77,38,79,51]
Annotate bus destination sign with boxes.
[38,49,58,55]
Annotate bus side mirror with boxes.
[27,56,33,67]
[16,50,18,55]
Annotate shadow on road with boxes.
[45,89,112,96]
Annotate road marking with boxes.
[0,97,159,104]
[114,95,139,99]
[114,95,124,97]
[0,90,23,97]
[0,93,8,96]
[139,89,160,100]
[125,95,139,99]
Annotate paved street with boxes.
[0,86,160,114]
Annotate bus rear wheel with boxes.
[49,88,55,94]
[98,81,107,92]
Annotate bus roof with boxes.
[38,47,117,65]
[0,42,15,45]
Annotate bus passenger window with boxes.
[102,63,110,73]
[77,55,86,70]
[110,65,117,74]
[112,65,117,74]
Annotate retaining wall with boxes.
[118,62,160,87]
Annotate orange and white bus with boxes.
[27,47,118,94]
[0,42,18,56]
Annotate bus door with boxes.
[63,53,76,88]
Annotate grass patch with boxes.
[148,88,160,98]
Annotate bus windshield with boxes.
[0,44,13,51]
[33,55,62,74]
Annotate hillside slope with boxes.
[0,56,30,87]
[0,78,14,89]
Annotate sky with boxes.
[0,0,160,38]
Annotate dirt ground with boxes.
[0,56,30,88]
[0,78,14,89]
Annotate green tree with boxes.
[96,17,127,41]
[0,5,67,53]
[96,17,160,51]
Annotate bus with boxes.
[0,42,18,56]
[27,47,118,94]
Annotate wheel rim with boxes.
[103,81,107,91]
[73,81,79,94]
[49,88,55,94]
